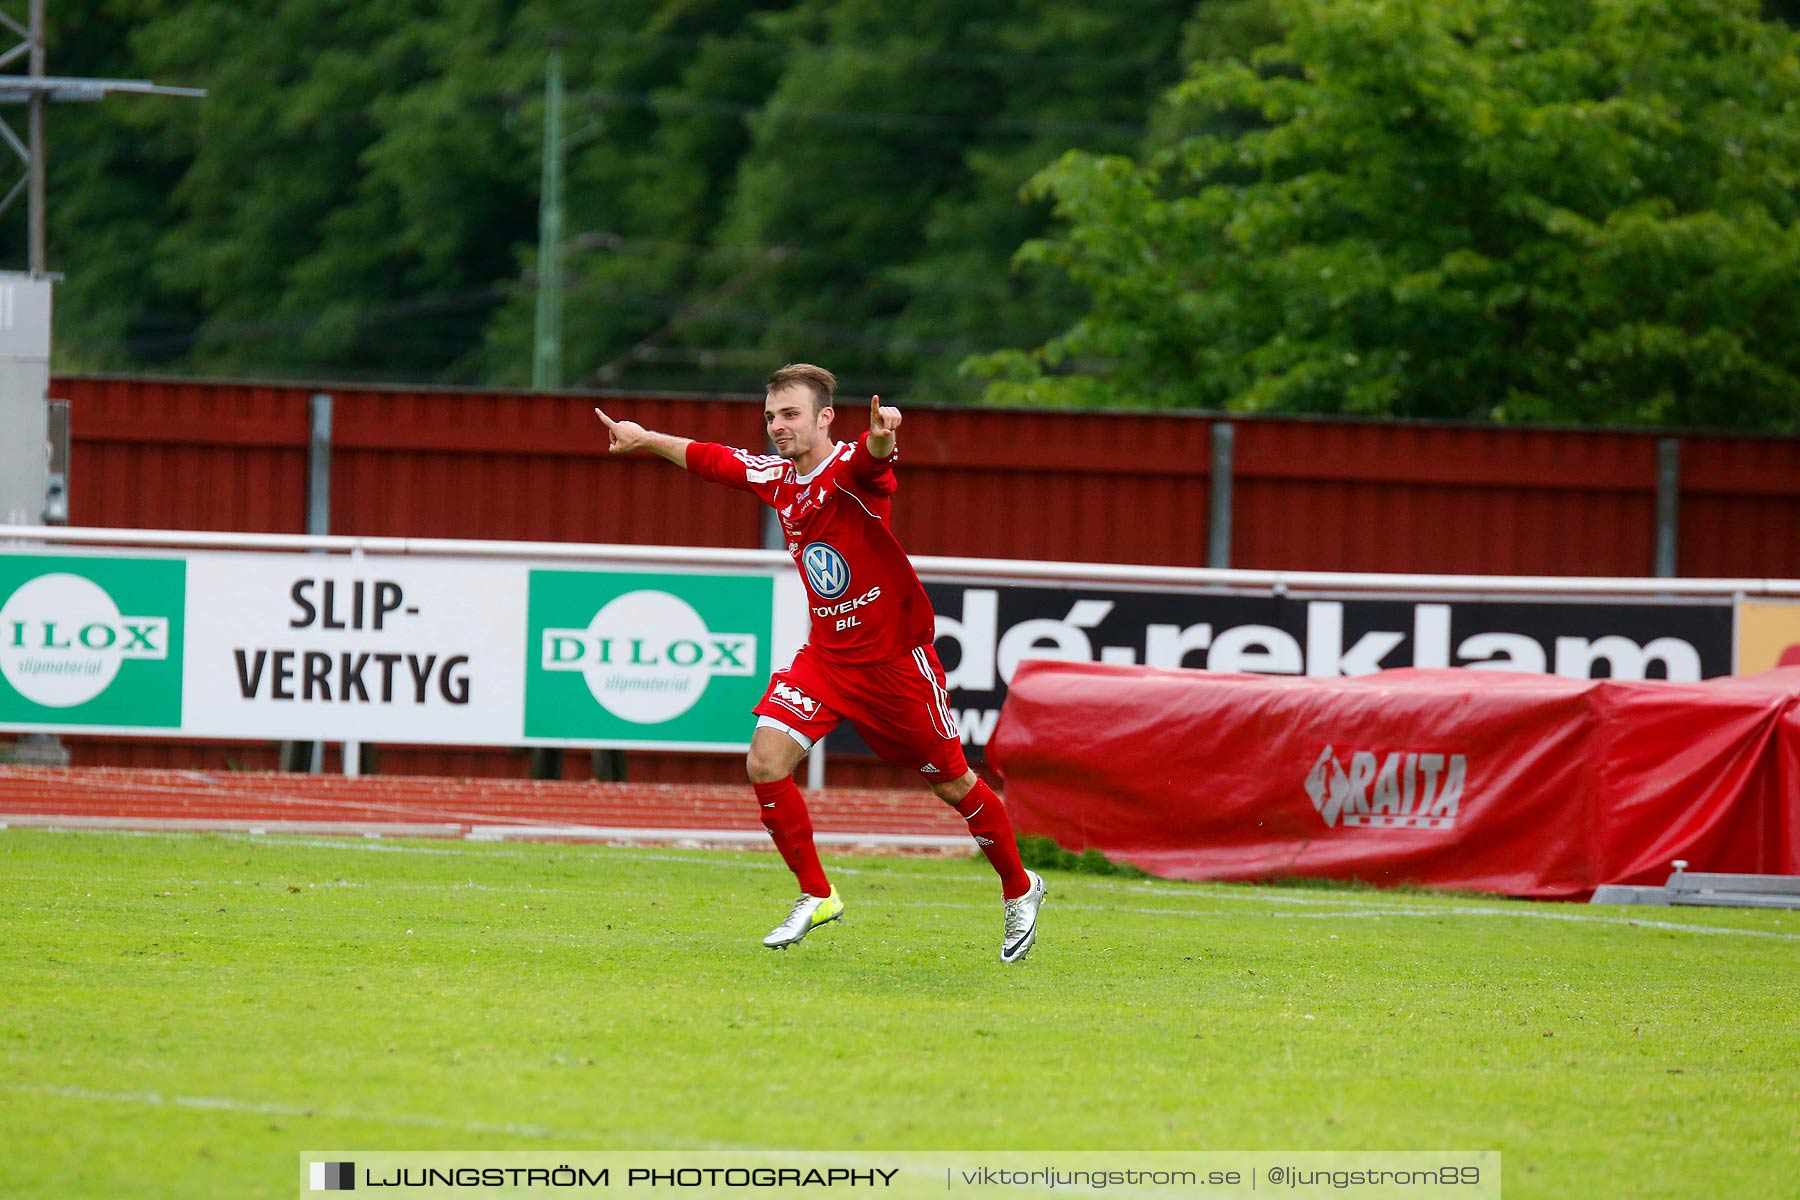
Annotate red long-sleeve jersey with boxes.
[686,434,936,664]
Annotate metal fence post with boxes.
[307,392,332,536]
[283,393,334,774]
[1655,438,1680,578]
[1209,422,1235,569]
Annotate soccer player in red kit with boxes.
[594,363,1046,962]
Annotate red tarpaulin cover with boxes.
[987,663,1800,898]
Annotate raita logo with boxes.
[802,543,850,600]
[1304,745,1468,830]
[540,590,757,723]
[0,573,170,707]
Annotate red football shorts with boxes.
[753,643,969,779]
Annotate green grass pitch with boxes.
[2,829,1795,1199]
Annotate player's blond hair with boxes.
[767,363,836,416]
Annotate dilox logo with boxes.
[0,573,169,707]
[541,589,756,724]
[1304,745,1468,830]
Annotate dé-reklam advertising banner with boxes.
[898,581,1739,758]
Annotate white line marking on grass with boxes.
[893,901,1800,939]
[5,1083,564,1138]
[597,850,785,870]
[6,777,608,836]
[0,1084,742,1150]
[1114,883,1470,907]
[583,848,867,875]
[469,825,968,849]
[0,827,485,854]
[579,851,1513,909]
[1381,905,1800,940]
[247,837,478,855]
[3,875,371,888]
[12,830,1788,936]
[896,900,1453,919]
[8,871,768,898]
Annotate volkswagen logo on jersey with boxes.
[802,542,851,599]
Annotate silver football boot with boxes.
[762,886,844,949]
[1000,870,1047,963]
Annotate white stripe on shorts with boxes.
[912,647,959,741]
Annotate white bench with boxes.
[1591,861,1800,909]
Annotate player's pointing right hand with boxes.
[594,407,649,454]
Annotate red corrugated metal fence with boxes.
[62,374,1800,576]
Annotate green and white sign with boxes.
[525,569,772,750]
[0,554,185,728]
[0,545,794,752]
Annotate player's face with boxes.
[764,385,831,460]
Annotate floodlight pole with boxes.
[532,40,566,391]
[25,0,40,274]
[0,2,200,768]
[0,0,205,276]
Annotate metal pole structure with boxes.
[1655,438,1680,579]
[24,0,40,274]
[307,392,333,536]
[341,544,363,778]
[289,392,334,775]
[531,42,564,391]
[1208,422,1235,569]
[0,8,203,269]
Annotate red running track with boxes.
[0,767,973,848]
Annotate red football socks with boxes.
[954,780,1032,898]
[754,777,831,897]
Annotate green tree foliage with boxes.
[472,0,803,390]
[23,0,543,379]
[972,0,1800,431]
[492,0,1193,396]
[23,0,1191,399]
